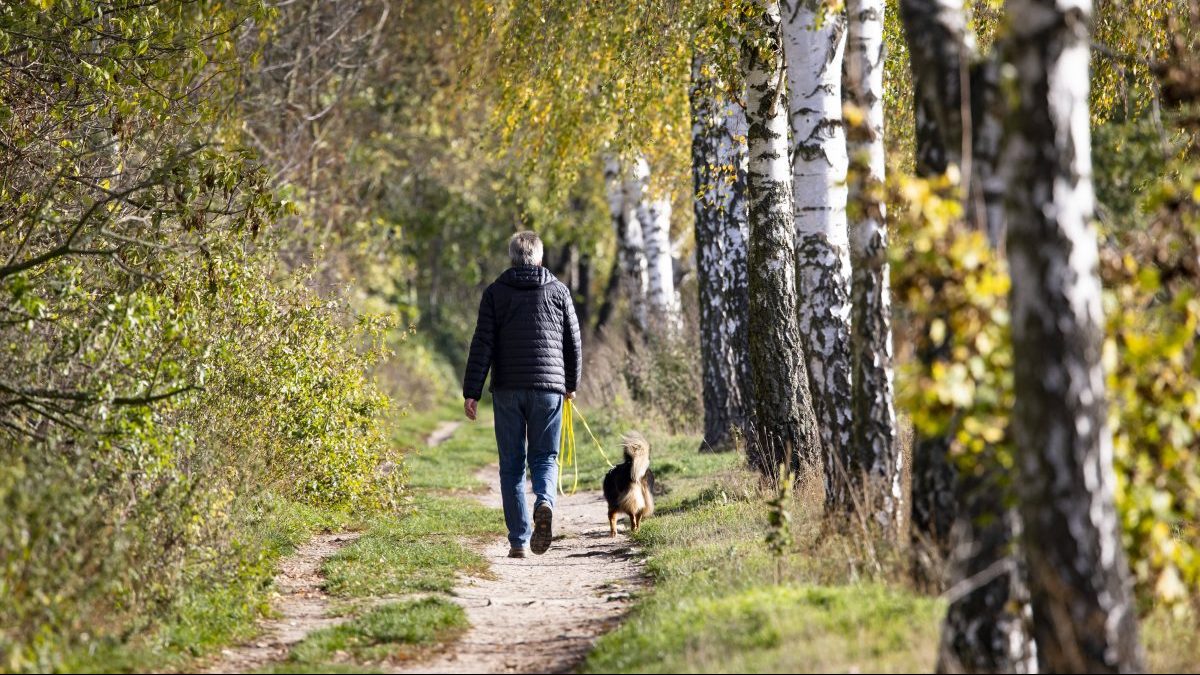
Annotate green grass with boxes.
[255,403,507,672]
[278,598,468,669]
[321,405,506,598]
[586,583,942,674]
[322,494,502,596]
[59,403,468,674]
[579,424,943,674]
[402,413,500,491]
[61,497,359,673]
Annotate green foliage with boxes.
[617,331,706,433]
[765,465,794,583]
[461,0,733,196]
[890,172,1013,479]
[0,259,400,671]
[0,2,402,669]
[1101,146,1200,607]
[58,497,355,673]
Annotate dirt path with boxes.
[426,420,462,448]
[200,418,642,674]
[392,466,645,674]
[202,532,362,673]
[201,421,466,673]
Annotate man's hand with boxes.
[565,391,576,401]
[464,398,478,421]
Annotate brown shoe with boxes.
[508,546,529,559]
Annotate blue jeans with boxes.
[492,389,563,547]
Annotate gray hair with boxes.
[508,231,544,266]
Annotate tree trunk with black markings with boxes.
[1006,1,1143,670]
[604,156,649,331]
[781,0,856,508]
[846,0,902,529]
[743,0,823,476]
[690,52,753,454]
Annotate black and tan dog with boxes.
[603,432,655,536]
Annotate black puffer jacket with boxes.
[462,266,582,400]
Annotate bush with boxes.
[0,3,404,668]
[584,317,704,435]
[0,251,400,671]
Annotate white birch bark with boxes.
[632,156,682,330]
[1005,0,1142,670]
[691,53,752,453]
[781,0,855,511]
[744,0,823,476]
[845,0,901,528]
[604,155,649,331]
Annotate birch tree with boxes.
[605,156,650,331]
[1005,0,1143,670]
[845,0,901,527]
[691,54,753,453]
[631,157,684,329]
[744,0,824,476]
[780,0,856,507]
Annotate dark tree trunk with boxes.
[937,468,1037,674]
[595,254,621,331]
[900,3,1035,670]
[899,0,971,567]
[577,251,592,327]
[690,52,752,454]
[910,434,957,585]
[899,0,969,177]
[1005,1,1143,671]
[743,0,823,477]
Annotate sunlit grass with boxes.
[280,598,467,669]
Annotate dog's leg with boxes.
[608,510,618,537]
[631,513,640,533]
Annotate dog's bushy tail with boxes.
[622,432,651,482]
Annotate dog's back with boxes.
[603,432,655,535]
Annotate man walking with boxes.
[463,231,582,558]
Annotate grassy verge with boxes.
[58,402,469,674]
[322,494,502,597]
[579,418,1200,673]
[580,425,944,674]
[272,598,468,672]
[61,498,358,673]
[266,404,505,672]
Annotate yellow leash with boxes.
[557,398,616,496]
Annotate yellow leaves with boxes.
[931,361,974,407]
[842,102,865,130]
[1155,565,1188,604]
[929,318,946,345]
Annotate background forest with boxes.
[1,0,1199,672]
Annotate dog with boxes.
[603,432,655,536]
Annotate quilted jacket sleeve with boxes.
[561,285,582,393]
[462,286,496,400]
